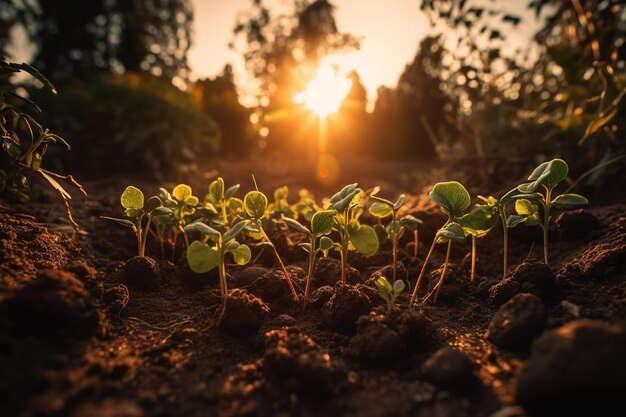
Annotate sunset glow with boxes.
[295,63,352,117]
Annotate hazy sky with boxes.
[188,0,429,107]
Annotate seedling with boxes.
[101,186,171,257]
[291,188,319,222]
[0,59,86,230]
[284,210,336,306]
[185,219,251,323]
[204,177,242,225]
[508,159,588,264]
[368,193,422,281]
[328,184,380,284]
[244,190,299,301]
[160,184,199,256]
[374,276,406,314]
[460,203,498,283]
[410,181,470,306]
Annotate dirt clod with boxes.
[422,347,476,390]
[218,289,269,336]
[487,293,546,350]
[555,209,602,240]
[323,283,373,332]
[349,313,405,364]
[120,256,160,291]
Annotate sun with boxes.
[295,63,352,117]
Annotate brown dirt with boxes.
[1,169,625,417]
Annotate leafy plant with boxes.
[368,193,422,281]
[327,184,380,284]
[185,219,251,323]
[0,58,85,230]
[204,177,242,225]
[244,189,299,301]
[101,186,171,257]
[410,181,470,306]
[460,203,498,282]
[508,159,587,264]
[374,275,406,314]
[159,184,199,256]
[284,210,335,306]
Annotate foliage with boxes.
[284,209,335,306]
[101,186,171,257]
[508,159,588,263]
[374,276,405,314]
[327,183,379,284]
[0,58,85,229]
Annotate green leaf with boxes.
[392,280,406,293]
[429,181,471,217]
[224,184,240,199]
[435,222,467,244]
[399,215,423,231]
[187,241,219,273]
[386,220,403,237]
[100,216,137,230]
[151,207,172,216]
[274,186,288,202]
[283,217,311,235]
[121,186,144,210]
[209,177,224,202]
[223,220,249,242]
[311,210,335,236]
[226,242,252,265]
[173,184,193,202]
[460,205,498,237]
[374,224,388,243]
[299,242,312,254]
[507,215,527,228]
[185,195,199,206]
[184,221,220,236]
[552,193,588,210]
[369,201,393,218]
[393,194,406,211]
[328,183,360,212]
[375,276,392,301]
[348,221,379,256]
[319,236,334,255]
[478,195,499,206]
[519,159,569,193]
[515,199,539,216]
[244,191,268,219]
[124,208,143,217]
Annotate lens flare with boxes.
[295,63,352,117]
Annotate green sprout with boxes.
[410,181,470,306]
[328,184,380,284]
[101,186,171,257]
[374,276,406,314]
[284,210,336,307]
[204,177,242,225]
[460,203,498,283]
[368,193,422,282]
[244,190,299,301]
[185,219,251,323]
[159,184,199,257]
[508,159,588,264]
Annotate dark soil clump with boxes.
[120,256,161,291]
[218,289,270,336]
[487,293,546,350]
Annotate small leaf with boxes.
[374,224,388,243]
[552,193,588,209]
[399,215,423,231]
[319,236,334,255]
[460,205,498,237]
[244,191,268,219]
[184,221,220,236]
[507,215,527,228]
[392,280,406,293]
[374,276,392,301]
[173,184,193,202]
[187,241,219,273]
[369,201,393,218]
[121,186,144,210]
[328,183,360,212]
[429,181,471,217]
[185,195,199,206]
[393,194,406,211]
[299,242,312,254]
[223,220,249,242]
[208,177,224,203]
[348,222,380,256]
[151,207,172,216]
[515,199,539,216]
[274,186,288,201]
[283,217,311,235]
[435,222,467,244]
[224,184,240,199]
[311,210,335,236]
[227,243,251,265]
[100,216,136,230]
[145,196,162,213]
[519,159,569,192]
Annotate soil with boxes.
[1,164,625,417]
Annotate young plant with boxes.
[185,219,251,323]
[160,184,199,255]
[284,210,335,306]
[508,159,588,264]
[410,181,470,306]
[1,59,86,230]
[460,203,498,283]
[244,190,299,301]
[101,186,171,257]
[204,177,242,225]
[328,184,380,284]
[374,276,406,314]
[368,193,423,281]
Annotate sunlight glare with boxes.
[295,63,352,117]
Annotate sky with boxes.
[188,0,429,108]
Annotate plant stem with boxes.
[261,227,299,300]
[304,236,316,308]
[136,215,144,257]
[470,235,476,283]
[413,229,419,258]
[341,211,350,285]
[543,189,552,264]
[421,240,452,306]
[217,248,227,325]
[392,210,398,282]
[410,236,437,306]
[500,208,508,279]
[140,214,153,257]
[340,246,347,284]
[221,200,228,225]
